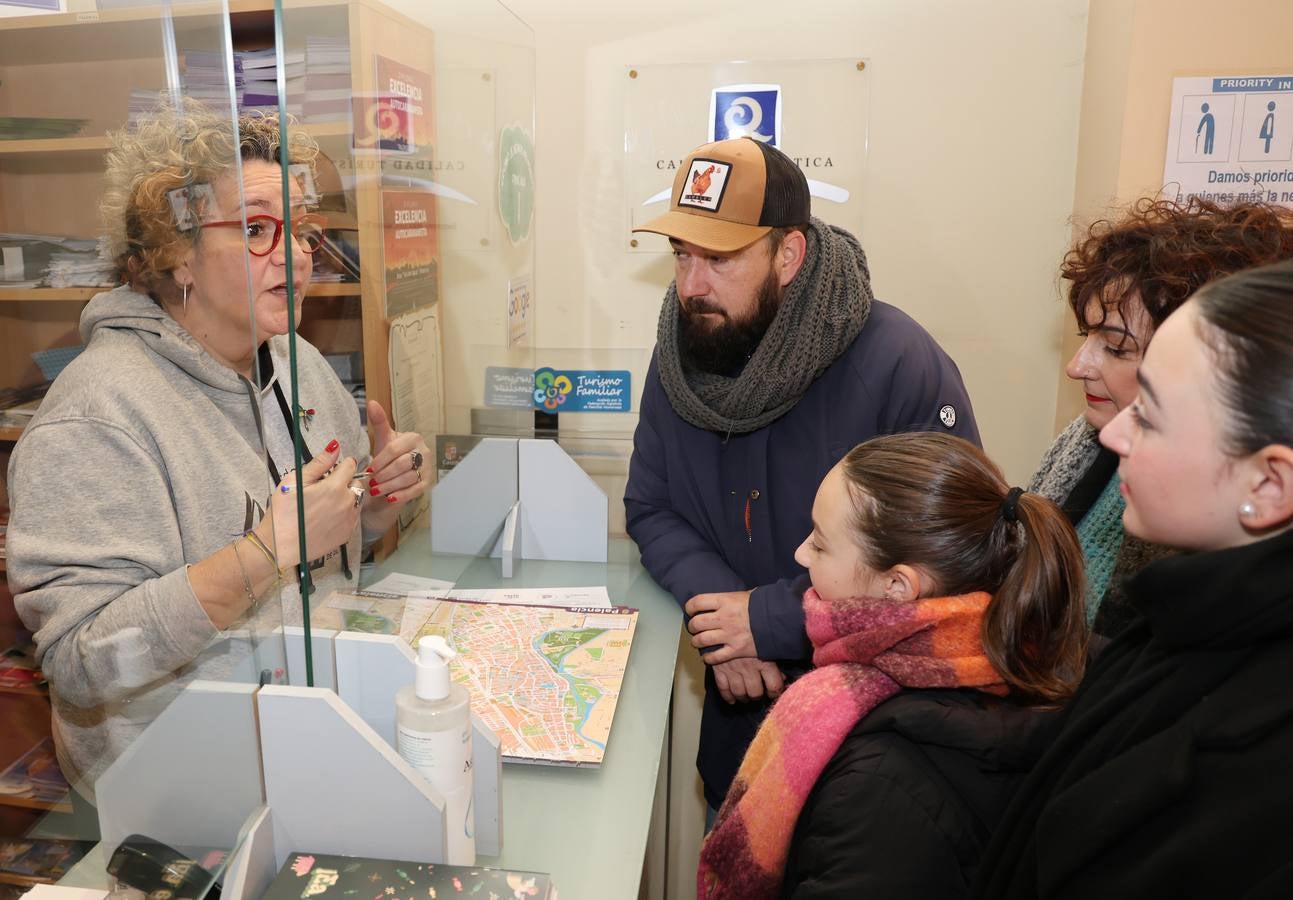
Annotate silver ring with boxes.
[411,450,424,472]
[350,484,365,508]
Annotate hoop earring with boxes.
[182,282,189,314]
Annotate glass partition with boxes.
[0,2,289,896]
[272,0,537,599]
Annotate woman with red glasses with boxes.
[5,101,430,802]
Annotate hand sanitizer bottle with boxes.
[395,635,475,864]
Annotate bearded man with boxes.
[625,137,981,820]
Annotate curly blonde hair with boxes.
[100,100,319,292]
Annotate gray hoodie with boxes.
[6,285,367,794]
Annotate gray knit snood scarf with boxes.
[656,217,873,435]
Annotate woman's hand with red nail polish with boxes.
[358,399,430,535]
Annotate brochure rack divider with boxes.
[94,631,503,900]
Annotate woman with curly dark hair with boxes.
[1030,197,1293,640]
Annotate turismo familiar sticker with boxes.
[532,368,632,413]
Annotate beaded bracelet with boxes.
[243,529,286,580]
[231,538,258,610]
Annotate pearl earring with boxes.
[1240,501,1257,520]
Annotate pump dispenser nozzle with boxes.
[415,635,456,701]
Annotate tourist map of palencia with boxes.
[314,591,638,766]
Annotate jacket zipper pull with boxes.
[744,489,760,543]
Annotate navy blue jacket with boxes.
[625,300,981,807]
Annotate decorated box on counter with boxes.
[264,851,557,900]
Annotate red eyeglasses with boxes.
[199,213,328,257]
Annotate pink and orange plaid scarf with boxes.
[697,588,1004,899]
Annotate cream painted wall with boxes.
[507,0,1089,487]
[1054,0,1293,429]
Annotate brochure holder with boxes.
[431,437,608,571]
[93,632,503,900]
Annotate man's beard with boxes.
[678,269,781,376]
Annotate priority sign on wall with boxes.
[1163,74,1293,208]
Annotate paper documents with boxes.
[363,572,454,596]
[447,585,611,609]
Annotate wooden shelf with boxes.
[0,0,285,33]
[0,426,24,442]
[0,287,99,302]
[0,120,350,157]
[0,135,111,156]
[303,281,362,296]
[0,870,51,889]
[0,282,360,302]
[0,793,71,815]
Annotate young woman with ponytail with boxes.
[697,432,1088,899]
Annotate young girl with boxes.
[698,432,1088,899]
[977,260,1293,897]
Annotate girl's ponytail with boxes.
[982,491,1087,703]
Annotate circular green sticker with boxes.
[498,125,535,245]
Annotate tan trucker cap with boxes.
[634,137,810,253]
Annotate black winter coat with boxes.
[975,528,1293,899]
[780,689,1050,899]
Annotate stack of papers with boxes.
[45,249,115,288]
[181,50,244,105]
[0,737,71,809]
[238,47,306,115]
[127,89,166,130]
[1,233,108,288]
[304,36,351,122]
[0,381,49,432]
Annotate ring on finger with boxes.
[410,449,424,473]
[350,484,365,509]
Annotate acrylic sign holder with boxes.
[430,437,609,573]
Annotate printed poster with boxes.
[381,190,439,318]
[353,55,432,154]
[388,307,443,531]
[507,275,531,347]
[1163,74,1293,208]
